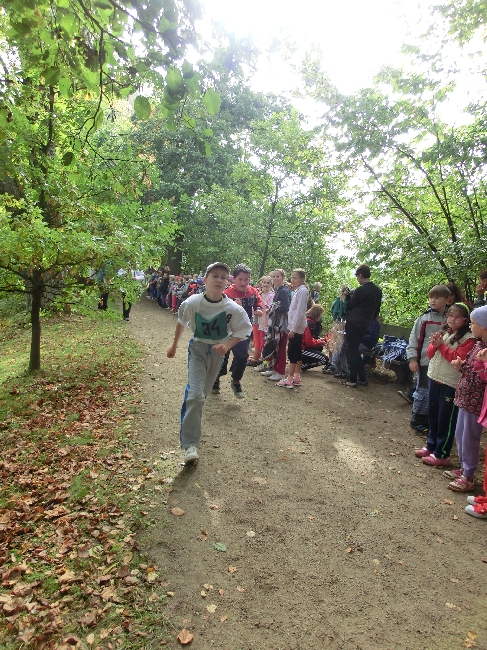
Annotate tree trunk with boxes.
[29,273,42,371]
[167,236,183,274]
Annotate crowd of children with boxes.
[160,260,487,521]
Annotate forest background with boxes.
[1,0,487,369]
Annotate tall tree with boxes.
[0,0,205,369]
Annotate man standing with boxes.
[342,264,382,388]
[212,263,263,399]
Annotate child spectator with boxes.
[415,303,475,467]
[277,269,310,388]
[464,306,487,518]
[250,276,274,367]
[310,282,322,304]
[166,262,251,464]
[212,264,263,398]
[160,272,170,307]
[301,304,329,371]
[263,269,291,380]
[323,285,350,378]
[406,285,450,433]
[444,307,487,491]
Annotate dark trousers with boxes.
[98,291,109,310]
[345,322,368,384]
[218,338,250,383]
[426,379,458,459]
[121,292,131,320]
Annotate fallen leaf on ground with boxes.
[464,630,477,648]
[213,543,226,552]
[228,566,237,574]
[203,584,213,590]
[206,603,217,613]
[236,586,246,592]
[445,602,462,611]
[444,499,453,505]
[170,507,185,516]
[246,530,255,537]
[177,629,194,645]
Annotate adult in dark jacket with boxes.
[343,264,382,387]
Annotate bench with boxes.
[363,323,412,384]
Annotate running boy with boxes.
[406,285,450,433]
[166,262,251,464]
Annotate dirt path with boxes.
[128,297,487,650]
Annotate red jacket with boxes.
[302,319,324,349]
[223,284,263,322]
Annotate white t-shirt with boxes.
[288,284,309,334]
[178,294,252,344]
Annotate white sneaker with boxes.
[267,372,282,381]
[261,369,274,376]
[184,445,199,464]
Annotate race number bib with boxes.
[194,310,228,340]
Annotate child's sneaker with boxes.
[268,372,283,381]
[230,381,245,399]
[211,379,220,394]
[422,454,451,467]
[293,376,301,386]
[414,447,431,458]
[322,364,336,374]
[467,495,487,505]
[443,468,462,479]
[261,369,274,376]
[184,445,199,464]
[448,476,475,492]
[465,504,487,518]
[276,378,293,389]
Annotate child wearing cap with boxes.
[166,262,251,465]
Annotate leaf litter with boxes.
[0,317,175,648]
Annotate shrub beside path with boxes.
[130,298,487,650]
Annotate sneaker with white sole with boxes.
[276,378,293,388]
[261,369,274,376]
[184,445,199,464]
[467,495,487,505]
[267,372,283,381]
[465,504,487,518]
[231,381,245,398]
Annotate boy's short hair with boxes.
[233,263,251,278]
[355,264,371,278]
[479,269,487,280]
[313,282,322,290]
[428,284,451,299]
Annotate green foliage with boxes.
[321,71,487,308]
[0,0,204,368]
